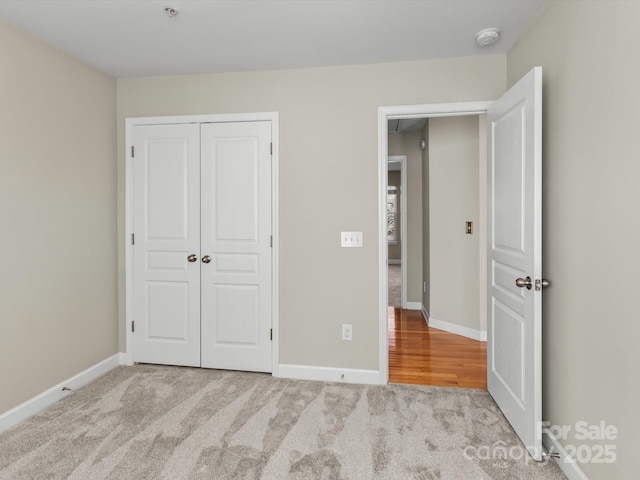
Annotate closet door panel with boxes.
[200,121,272,372]
[132,124,201,367]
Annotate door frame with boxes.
[377,102,492,384]
[386,155,407,308]
[125,112,280,376]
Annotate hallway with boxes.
[388,307,487,389]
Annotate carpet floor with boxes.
[0,365,566,479]
[388,264,401,307]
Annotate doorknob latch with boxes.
[535,278,550,291]
[515,276,550,291]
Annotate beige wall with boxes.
[387,170,401,261]
[388,132,422,304]
[117,56,506,371]
[0,22,117,414]
[428,116,480,331]
[508,2,640,478]
[421,122,430,313]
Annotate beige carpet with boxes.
[388,264,401,307]
[0,365,566,479]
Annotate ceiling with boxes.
[0,0,546,78]
[388,118,427,134]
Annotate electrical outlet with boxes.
[342,324,353,341]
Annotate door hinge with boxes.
[270,235,273,248]
[131,233,135,245]
[131,146,135,158]
[131,321,135,333]
[270,143,272,155]
[270,328,272,341]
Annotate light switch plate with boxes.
[341,231,363,247]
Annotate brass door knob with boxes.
[202,255,211,264]
[187,254,197,263]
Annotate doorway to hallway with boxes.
[388,307,486,388]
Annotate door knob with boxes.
[187,254,197,263]
[535,279,550,291]
[515,276,532,290]
[202,255,211,264]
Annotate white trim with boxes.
[378,101,494,385]
[270,114,280,376]
[124,118,134,366]
[125,112,280,373]
[400,157,408,309]
[277,364,381,385]
[421,305,429,325]
[0,354,123,435]
[125,112,279,126]
[387,259,401,265]
[378,110,389,384]
[383,101,494,119]
[428,317,487,342]
[542,427,590,480]
[405,301,422,310]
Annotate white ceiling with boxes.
[0,0,546,78]
[389,118,427,134]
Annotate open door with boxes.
[487,67,543,460]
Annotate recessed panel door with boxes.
[487,67,542,460]
[133,124,201,367]
[200,122,272,372]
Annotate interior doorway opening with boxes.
[378,102,493,389]
[379,68,544,460]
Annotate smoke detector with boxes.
[476,28,501,47]
[164,7,178,17]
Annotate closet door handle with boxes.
[187,254,197,263]
[202,255,211,264]
[515,276,532,290]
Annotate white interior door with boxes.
[132,124,201,367]
[200,122,273,372]
[487,67,543,460]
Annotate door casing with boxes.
[125,112,280,376]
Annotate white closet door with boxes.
[132,124,201,367]
[200,122,272,372]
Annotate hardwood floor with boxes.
[388,307,487,389]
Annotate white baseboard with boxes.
[405,301,422,310]
[277,364,381,385]
[428,317,487,342]
[388,259,401,265]
[542,427,590,480]
[0,353,123,435]
[421,305,429,325]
